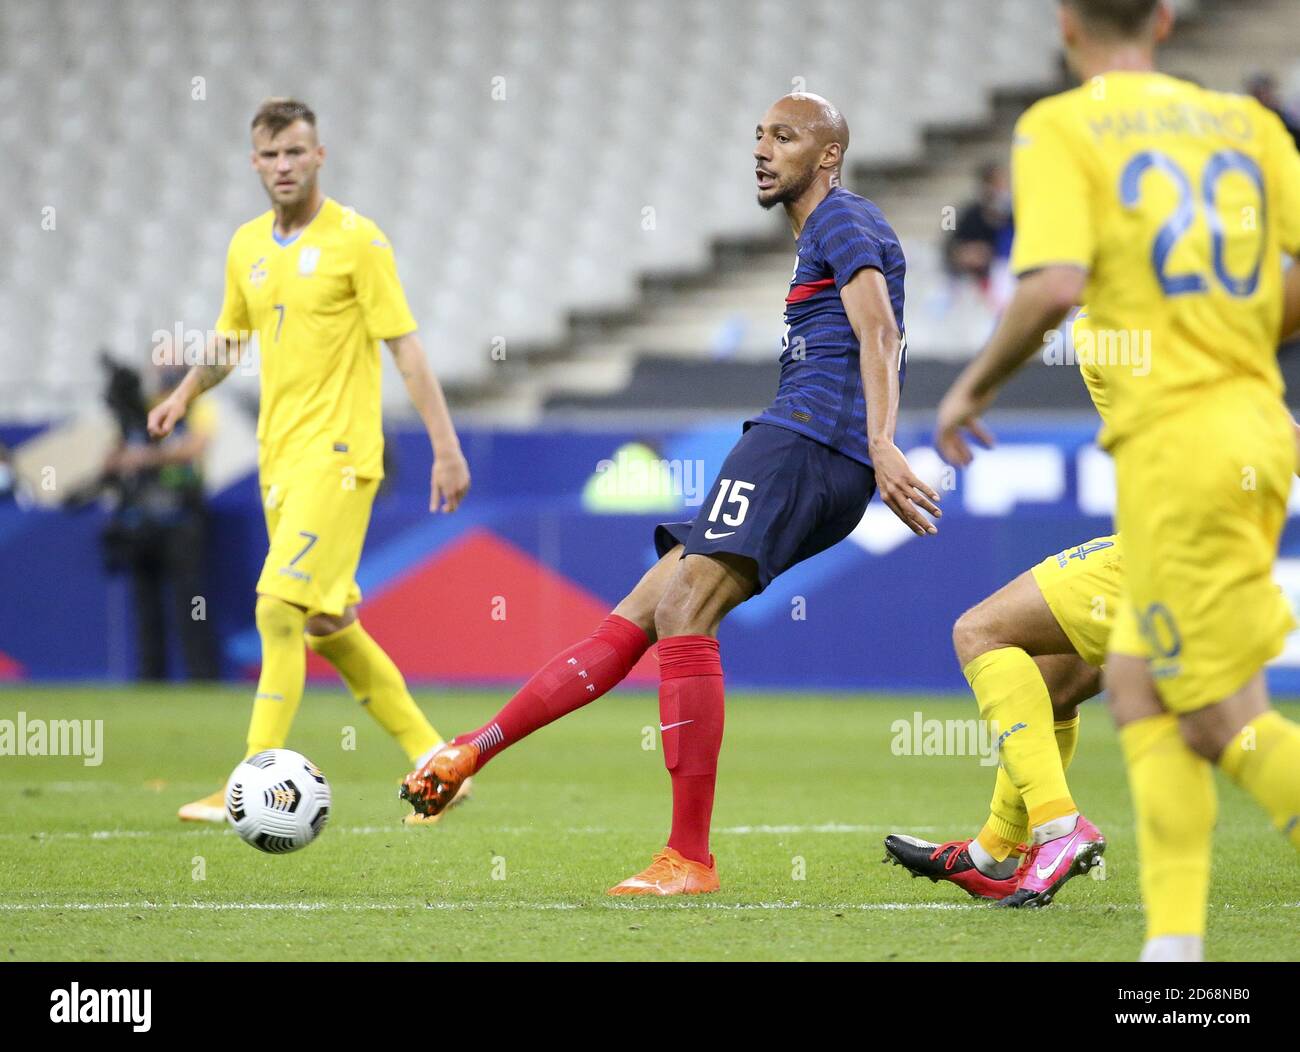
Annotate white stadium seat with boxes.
[0,0,1157,415]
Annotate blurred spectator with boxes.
[99,343,220,681]
[946,162,1014,284]
[0,439,36,510]
[0,442,16,504]
[1246,72,1300,150]
[939,162,1016,315]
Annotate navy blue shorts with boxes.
[654,423,877,594]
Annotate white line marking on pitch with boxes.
[3,901,1295,914]
[0,901,1009,913]
[718,823,940,834]
[3,823,946,842]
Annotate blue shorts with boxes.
[655,423,877,594]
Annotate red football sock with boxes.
[452,615,650,770]
[658,635,725,865]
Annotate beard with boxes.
[265,172,315,207]
[757,163,818,210]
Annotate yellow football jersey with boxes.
[1012,72,1300,449]
[214,197,416,479]
[1070,307,1110,426]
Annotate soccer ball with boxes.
[225,749,331,854]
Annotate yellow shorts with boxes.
[1030,534,1124,668]
[1108,383,1297,713]
[257,465,379,617]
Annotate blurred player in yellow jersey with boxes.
[889,313,1118,906]
[148,99,471,825]
[936,0,1300,960]
[890,288,1300,908]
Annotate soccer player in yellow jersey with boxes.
[148,98,471,825]
[888,314,1119,905]
[891,283,1300,907]
[936,0,1300,960]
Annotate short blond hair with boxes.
[1061,0,1160,37]
[251,98,316,138]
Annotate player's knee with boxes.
[1105,656,1165,727]
[1052,664,1102,717]
[1177,716,1229,763]
[654,573,703,639]
[1052,701,1081,723]
[255,594,305,639]
[612,598,657,642]
[306,610,353,637]
[613,569,672,641]
[653,593,690,639]
[952,607,993,668]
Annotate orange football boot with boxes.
[178,788,227,823]
[401,775,475,826]
[607,847,720,896]
[399,741,480,818]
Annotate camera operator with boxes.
[99,343,220,680]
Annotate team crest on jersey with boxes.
[298,246,321,276]
[249,257,268,287]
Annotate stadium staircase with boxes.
[456,0,1300,423]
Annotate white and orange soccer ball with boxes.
[225,749,331,854]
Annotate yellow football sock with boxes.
[976,714,1084,861]
[965,648,1075,832]
[1217,710,1300,850]
[1054,714,1080,769]
[245,595,307,756]
[1120,712,1215,940]
[978,768,1028,861]
[306,620,441,763]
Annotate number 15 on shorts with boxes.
[705,479,754,538]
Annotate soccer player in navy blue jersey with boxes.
[752,107,909,479]
[401,94,941,894]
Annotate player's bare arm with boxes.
[842,267,939,536]
[1269,253,1300,467]
[935,264,1087,466]
[386,331,470,513]
[146,334,241,439]
[113,424,211,474]
[1282,258,1300,341]
[1274,261,1300,468]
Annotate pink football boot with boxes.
[996,815,1106,908]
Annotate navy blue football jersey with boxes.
[748,187,906,466]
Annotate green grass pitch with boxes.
[2,686,1297,961]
